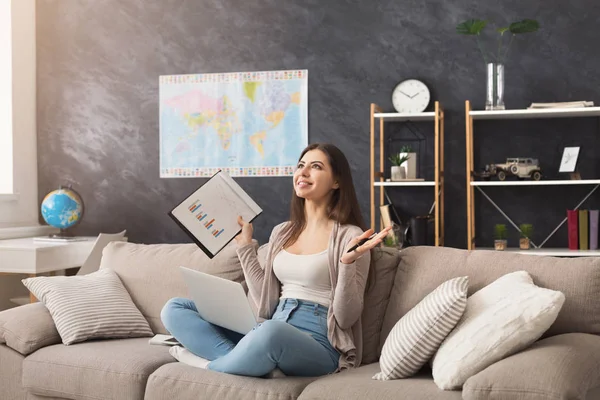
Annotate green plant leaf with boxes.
[509,19,540,34]
[494,224,507,240]
[497,26,509,35]
[456,19,487,35]
[519,223,534,238]
[384,236,395,247]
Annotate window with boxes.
[0,0,37,230]
[0,0,12,195]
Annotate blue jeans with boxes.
[160,297,340,377]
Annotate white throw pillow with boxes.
[22,268,153,345]
[373,276,468,380]
[431,270,565,390]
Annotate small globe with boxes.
[41,187,84,231]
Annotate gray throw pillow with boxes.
[22,268,153,345]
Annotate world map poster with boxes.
[159,69,308,178]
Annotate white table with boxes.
[0,236,97,303]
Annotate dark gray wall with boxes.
[36,0,600,249]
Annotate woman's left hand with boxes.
[340,227,392,264]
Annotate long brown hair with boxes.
[283,143,377,291]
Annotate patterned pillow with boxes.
[373,276,468,380]
[22,268,153,345]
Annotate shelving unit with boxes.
[465,100,600,255]
[473,248,600,257]
[370,102,445,246]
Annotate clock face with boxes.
[392,79,430,113]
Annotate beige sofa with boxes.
[1,240,600,400]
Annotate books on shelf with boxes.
[567,209,598,250]
[528,101,594,109]
[380,205,394,230]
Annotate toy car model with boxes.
[477,158,542,181]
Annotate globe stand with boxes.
[48,229,75,239]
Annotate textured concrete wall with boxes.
[36,0,600,249]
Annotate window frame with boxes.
[0,0,14,197]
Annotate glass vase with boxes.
[486,63,505,110]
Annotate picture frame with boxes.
[558,146,580,173]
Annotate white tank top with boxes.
[272,248,332,307]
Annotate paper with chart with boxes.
[169,170,262,258]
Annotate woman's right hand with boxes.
[235,216,253,246]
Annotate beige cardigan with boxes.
[235,221,370,372]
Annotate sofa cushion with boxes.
[22,337,174,400]
[374,276,468,380]
[463,333,600,400]
[22,269,154,345]
[99,240,246,334]
[587,387,600,400]
[0,344,27,400]
[432,271,565,390]
[298,363,461,400]
[381,246,600,348]
[360,247,401,365]
[145,361,317,400]
[0,302,60,355]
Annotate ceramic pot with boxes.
[391,166,406,181]
[400,152,417,179]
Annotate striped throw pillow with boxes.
[22,268,153,345]
[373,276,469,380]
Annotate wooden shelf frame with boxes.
[474,247,600,257]
[370,102,445,246]
[465,100,600,253]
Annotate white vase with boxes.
[391,166,406,181]
[400,152,417,179]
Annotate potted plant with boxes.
[519,223,533,250]
[383,234,397,248]
[494,223,507,251]
[456,18,540,110]
[399,145,417,179]
[382,223,405,250]
[389,153,410,181]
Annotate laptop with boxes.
[179,266,257,335]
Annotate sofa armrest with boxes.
[0,303,61,355]
[463,333,600,400]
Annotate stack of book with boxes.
[567,209,599,250]
[528,101,595,109]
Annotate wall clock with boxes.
[392,79,430,113]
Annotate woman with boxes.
[161,143,391,377]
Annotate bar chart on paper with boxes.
[188,201,225,238]
[169,170,262,258]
